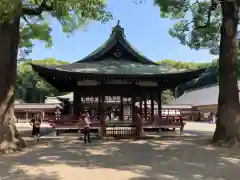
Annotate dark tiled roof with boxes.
[32,59,206,76]
[31,23,206,92]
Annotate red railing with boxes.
[140,115,184,126]
[43,114,185,128]
[43,115,102,128]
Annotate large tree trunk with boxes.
[0,13,25,152]
[212,1,240,145]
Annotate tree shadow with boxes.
[0,156,60,180]
[1,136,240,180]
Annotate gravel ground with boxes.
[0,122,238,180]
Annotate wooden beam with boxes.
[77,85,157,96]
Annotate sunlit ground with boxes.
[0,122,238,180]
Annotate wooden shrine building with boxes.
[32,21,206,137]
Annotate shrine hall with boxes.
[32,21,206,137]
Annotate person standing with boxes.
[83,111,91,144]
[30,113,41,141]
[212,113,216,124]
[77,112,83,138]
[208,112,216,124]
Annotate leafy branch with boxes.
[22,0,53,16]
[183,0,217,31]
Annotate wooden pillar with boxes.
[74,90,83,118]
[131,93,136,124]
[120,96,123,121]
[42,111,45,120]
[79,96,82,113]
[98,96,101,121]
[157,90,162,123]
[26,112,28,121]
[131,87,138,137]
[150,94,154,122]
[100,94,105,137]
[73,91,77,117]
[139,98,143,116]
[144,95,147,119]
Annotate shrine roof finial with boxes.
[117,20,120,26]
[112,20,124,35]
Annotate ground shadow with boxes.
[0,135,239,180]
[0,155,60,180]
[0,128,61,179]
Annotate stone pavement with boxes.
[0,135,239,180]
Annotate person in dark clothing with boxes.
[30,114,41,141]
[83,111,91,144]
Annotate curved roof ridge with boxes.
[74,32,117,63]
[118,35,157,65]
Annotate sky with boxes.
[29,0,216,63]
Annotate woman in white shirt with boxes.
[83,111,91,144]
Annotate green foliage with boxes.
[156,59,217,102]
[176,67,218,97]
[16,58,69,102]
[156,59,212,69]
[161,89,175,104]
[0,0,112,58]
[154,0,222,55]
[20,19,52,55]
[173,61,240,97]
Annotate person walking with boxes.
[83,111,91,144]
[77,112,83,138]
[30,113,41,141]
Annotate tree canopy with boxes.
[153,0,221,55]
[8,0,112,58]
[16,58,69,102]
[154,0,240,144]
[156,59,212,69]
[0,0,114,152]
[156,59,217,96]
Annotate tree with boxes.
[0,0,112,152]
[156,59,215,99]
[16,58,69,102]
[154,0,240,145]
[161,89,175,104]
[176,67,218,97]
[156,59,212,69]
